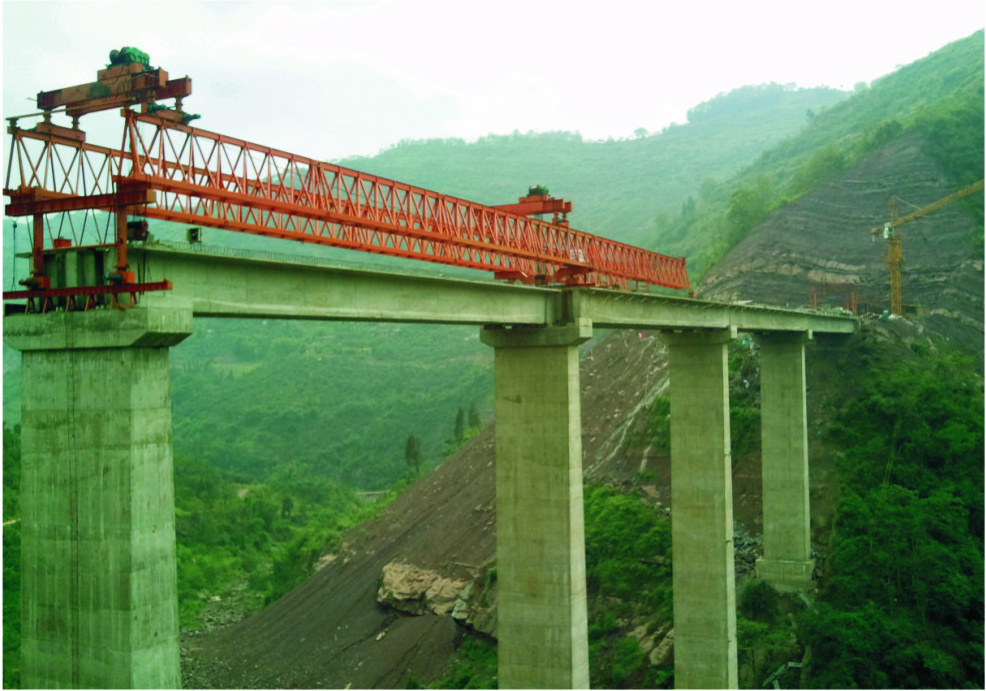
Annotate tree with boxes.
[454,407,465,440]
[468,403,481,430]
[404,434,422,474]
[726,176,771,233]
[681,196,696,218]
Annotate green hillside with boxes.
[339,83,847,249]
[662,30,984,277]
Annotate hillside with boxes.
[178,32,984,688]
[339,84,848,249]
[699,128,984,367]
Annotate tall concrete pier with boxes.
[6,306,191,689]
[660,329,738,689]
[482,321,593,689]
[756,332,814,588]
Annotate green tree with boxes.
[800,349,984,688]
[726,176,771,236]
[454,407,465,440]
[404,434,422,474]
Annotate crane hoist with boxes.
[873,179,983,316]
[3,48,690,313]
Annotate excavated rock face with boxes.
[450,570,498,637]
[699,131,983,369]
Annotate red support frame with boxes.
[3,280,173,313]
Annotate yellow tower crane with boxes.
[874,179,983,316]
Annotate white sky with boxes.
[2,0,984,161]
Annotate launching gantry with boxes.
[4,48,690,313]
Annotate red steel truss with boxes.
[5,110,689,291]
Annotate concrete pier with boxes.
[481,321,592,689]
[660,328,738,690]
[5,306,192,689]
[756,332,814,589]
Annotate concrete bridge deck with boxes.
[5,243,857,689]
[134,243,856,333]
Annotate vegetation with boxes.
[167,318,493,491]
[427,635,498,690]
[658,30,984,278]
[736,581,800,687]
[583,485,674,689]
[173,455,371,624]
[798,347,984,688]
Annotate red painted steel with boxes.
[2,280,173,301]
[2,280,173,313]
[4,110,690,291]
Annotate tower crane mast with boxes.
[875,179,983,316]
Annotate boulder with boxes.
[376,561,468,616]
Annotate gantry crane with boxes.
[3,49,689,312]
[874,179,983,316]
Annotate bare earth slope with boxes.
[182,331,673,688]
[181,132,983,687]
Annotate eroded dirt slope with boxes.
[181,331,674,688]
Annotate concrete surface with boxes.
[6,306,191,689]
[660,328,738,689]
[132,244,857,335]
[756,332,815,589]
[482,324,592,689]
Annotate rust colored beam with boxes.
[5,187,156,216]
[495,194,573,217]
[3,108,690,291]
[3,280,173,301]
[37,68,170,110]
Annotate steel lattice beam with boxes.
[5,110,690,290]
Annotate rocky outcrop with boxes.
[649,628,674,667]
[375,559,499,638]
[376,562,468,616]
[629,625,675,667]
[450,571,498,637]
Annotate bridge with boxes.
[3,51,858,690]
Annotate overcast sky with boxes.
[2,1,984,161]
